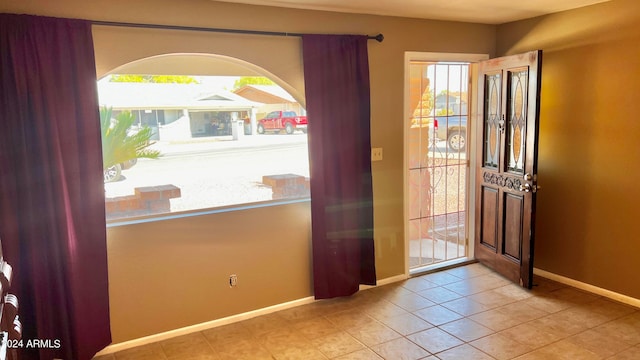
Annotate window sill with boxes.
[106,197,310,228]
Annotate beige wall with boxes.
[107,202,313,342]
[497,0,640,299]
[0,0,496,342]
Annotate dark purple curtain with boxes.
[0,14,111,359]
[302,35,376,299]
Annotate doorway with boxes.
[404,52,488,275]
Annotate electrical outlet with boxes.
[229,274,238,287]
[371,147,383,161]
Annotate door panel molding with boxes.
[482,171,523,192]
[503,193,524,261]
[480,186,499,250]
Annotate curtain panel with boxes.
[302,35,376,299]
[0,14,111,359]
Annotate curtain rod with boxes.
[91,20,384,42]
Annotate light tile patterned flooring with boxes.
[95,263,640,359]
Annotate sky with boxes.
[427,63,469,94]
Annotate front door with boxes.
[474,51,542,288]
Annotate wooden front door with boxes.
[474,51,542,288]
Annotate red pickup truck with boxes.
[256,111,308,134]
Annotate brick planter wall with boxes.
[262,174,310,200]
[105,185,181,220]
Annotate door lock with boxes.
[519,183,533,192]
[519,173,540,193]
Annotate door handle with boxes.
[519,183,540,193]
[520,173,540,193]
[519,183,532,192]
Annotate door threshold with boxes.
[409,257,476,277]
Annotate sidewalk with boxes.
[148,133,308,156]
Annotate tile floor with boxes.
[95,263,640,359]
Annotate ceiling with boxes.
[212,0,610,24]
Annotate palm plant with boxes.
[100,106,160,181]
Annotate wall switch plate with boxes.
[371,147,383,161]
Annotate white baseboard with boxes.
[95,296,315,356]
[533,267,640,308]
[97,274,408,356]
[360,273,408,290]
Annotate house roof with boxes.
[98,82,262,111]
[234,85,296,104]
[435,93,468,104]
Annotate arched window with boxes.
[99,55,309,221]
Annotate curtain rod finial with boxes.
[374,34,384,42]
